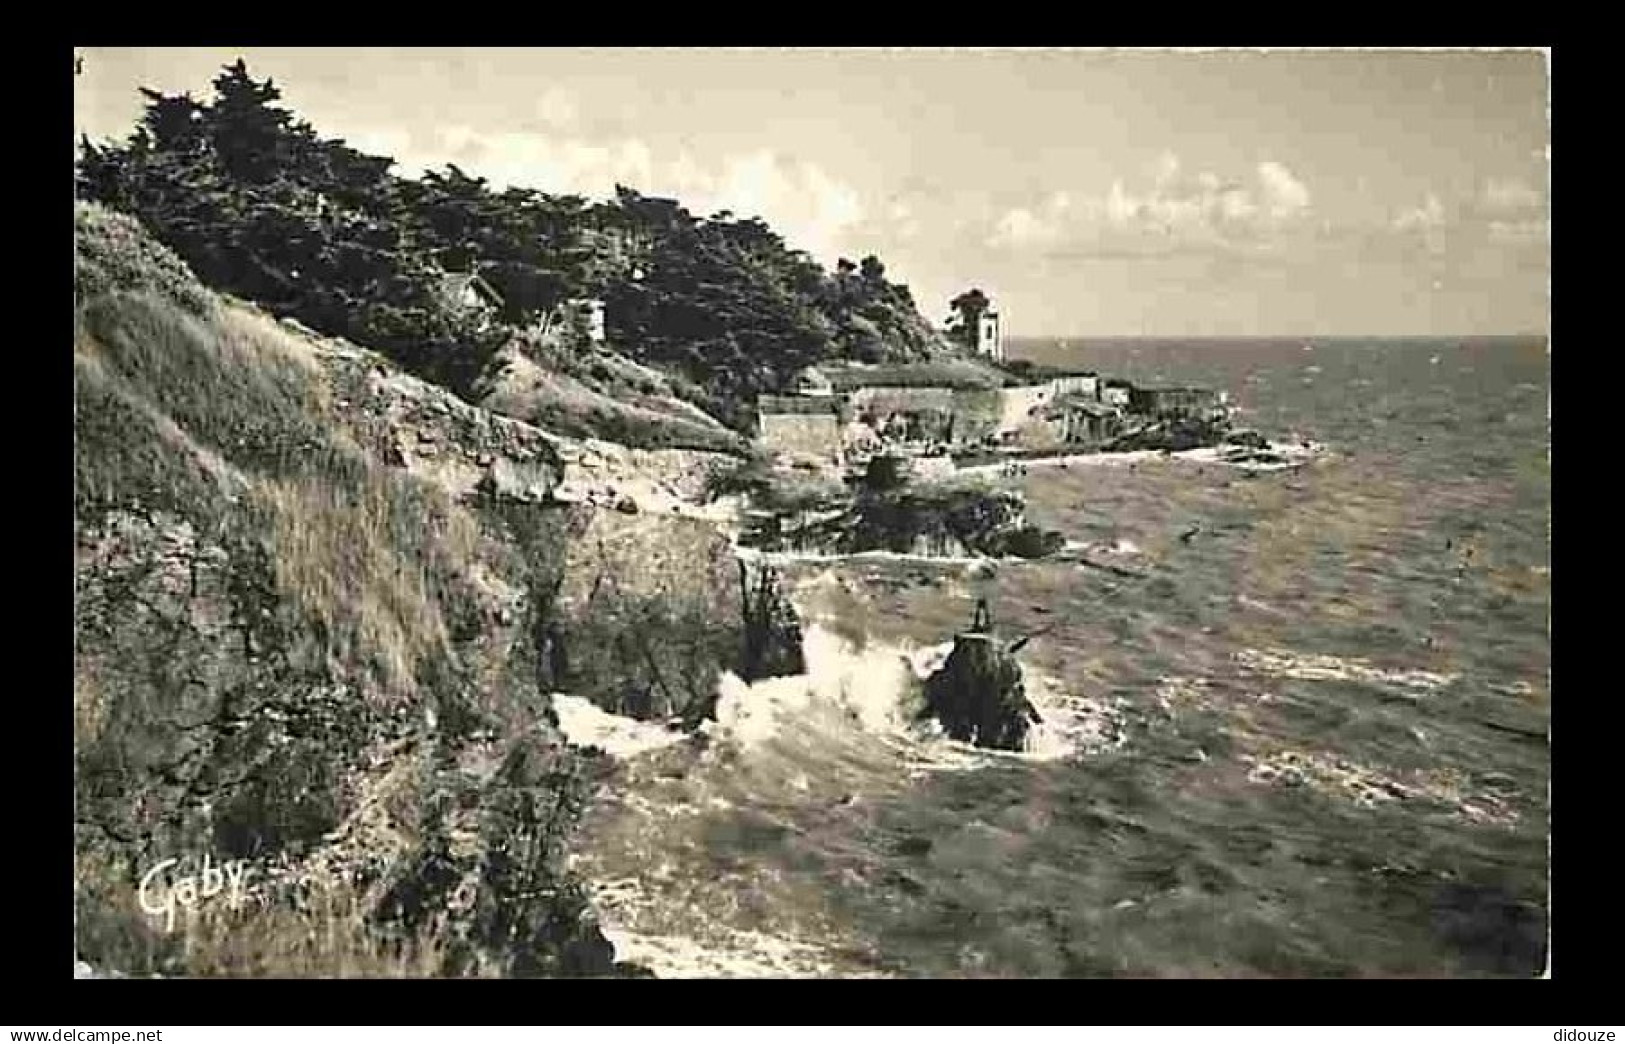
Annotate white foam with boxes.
[553,694,691,758]
[704,622,1082,766]
[956,441,1323,476]
[1241,748,1521,826]
[711,625,942,748]
[1236,647,1457,695]
[586,876,886,978]
[752,548,995,567]
[596,920,886,978]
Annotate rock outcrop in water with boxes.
[738,561,807,685]
[920,600,1041,750]
[1106,414,1232,453]
[735,462,1064,560]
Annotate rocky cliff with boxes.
[72,202,791,977]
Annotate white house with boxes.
[581,298,607,344]
[790,365,835,397]
[945,298,1005,363]
[973,309,1004,362]
[1047,373,1098,399]
[526,298,608,345]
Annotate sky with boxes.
[74,47,1550,338]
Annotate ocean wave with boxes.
[743,548,1002,567]
[598,926,888,979]
[553,694,693,759]
[582,875,890,978]
[1025,677,1131,757]
[571,618,1160,978]
[1241,748,1521,827]
[958,442,1324,476]
[700,619,1094,771]
[1235,647,1457,696]
[1068,537,1143,557]
[707,627,935,749]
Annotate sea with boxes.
[564,335,1552,978]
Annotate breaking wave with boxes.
[705,621,1079,767]
[553,694,692,758]
[570,613,1101,977]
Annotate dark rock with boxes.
[860,453,913,493]
[1109,414,1231,453]
[374,732,621,979]
[737,561,806,686]
[920,603,1040,751]
[894,836,934,857]
[520,506,805,726]
[1225,429,1271,451]
[982,524,1065,560]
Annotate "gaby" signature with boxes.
[138,854,254,933]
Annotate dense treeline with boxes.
[77,61,950,426]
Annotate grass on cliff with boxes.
[481,345,750,456]
[73,203,572,974]
[824,357,1015,391]
[75,848,473,979]
[75,278,490,702]
[75,202,215,317]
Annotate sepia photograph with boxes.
[71,46,1550,980]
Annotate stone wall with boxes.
[1130,386,1228,418]
[760,411,843,461]
[849,386,956,419]
[847,386,1006,446]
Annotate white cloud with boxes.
[1488,218,1549,245]
[1477,178,1548,245]
[988,206,1064,250]
[1393,193,1447,233]
[1391,180,1548,253]
[646,148,865,261]
[1150,151,1181,187]
[373,124,657,192]
[884,198,922,241]
[1482,177,1544,214]
[1391,193,1450,255]
[985,154,1313,256]
[1257,161,1311,219]
[532,87,579,131]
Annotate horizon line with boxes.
[1004,332,1549,342]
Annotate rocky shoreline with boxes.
[74,203,1326,981]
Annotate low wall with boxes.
[760,411,843,461]
[997,385,1054,431]
[846,386,1007,445]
